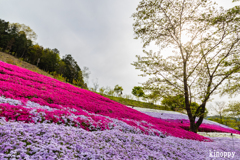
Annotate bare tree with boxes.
[91,78,99,92]
[82,67,91,86]
[212,101,227,123]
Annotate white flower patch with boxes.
[0,96,57,111]
[0,96,22,106]
[25,100,57,111]
[198,132,240,139]
[128,106,184,115]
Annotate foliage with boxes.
[208,116,240,131]
[98,87,106,95]
[161,95,185,111]
[207,101,240,130]
[105,86,114,96]
[225,101,240,116]
[102,94,170,111]
[145,90,161,104]
[9,22,37,41]
[50,71,66,82]
[224,101,240,130]
[131,86,145,99]
[132,0,240,133]
[161,95,208,117]
[114,85,123,97]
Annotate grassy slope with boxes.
[0,51,53,78]
[0,51,167,111]
[102,95,171,110]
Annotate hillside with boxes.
[0,51,167,111]
[0,60,240,159]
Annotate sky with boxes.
[0,0,240,114]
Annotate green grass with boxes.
[100,94,171,111]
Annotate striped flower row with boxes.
[0,61,209,141]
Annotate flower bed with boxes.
[0,61,210,141]
[0,118,239,160]
[1,61,240,159]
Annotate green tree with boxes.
[0,19,88,89]
[27,44,43,64]
[72,71,86,88]
[56,60,66,75]
[161,95,185,111]
[225,101,240,116]
[114,85,123,97]
[38,48,60,73]
[99,86,106,95]
[4,23,18,52]
[132,0,240,133]
[13,31,32,58]
[224,101,240,130]
[145,90,161,104]
[0,19,9,49]
[161,95,208,117]
[132,86,145,100]
[61,54,84,86]
[9,22,37,42]
[7,22,35,58]
[105,86,114,96]
[211,101,227,124]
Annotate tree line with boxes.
[0,19,87,88]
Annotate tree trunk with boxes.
[6,38,15,52]
[189,117,197,133]
[196,103,206,129]
[183,61,198,133]
[21,48,26,58]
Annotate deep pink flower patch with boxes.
[0,61,212,141]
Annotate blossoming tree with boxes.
[132,0,240,133]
